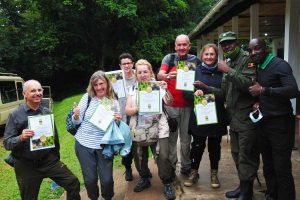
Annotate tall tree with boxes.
[0,0,217,98]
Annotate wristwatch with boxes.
[166,75,170,80]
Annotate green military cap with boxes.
[218,31,237,44]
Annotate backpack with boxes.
[131,114,160,146]
[161,53,201,72]
[66,96,91,135]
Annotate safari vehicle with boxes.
[0,73,24,128]
[0,73,53,135]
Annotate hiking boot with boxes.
[133,178,151,192]
[211,169,220,188]
[183,169,199,187]
[125,168,133,181]
[164,183,176,200]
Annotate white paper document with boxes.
[89,103,114,132]
[138,81,161,114]
[194,94,218,125]
[175,61,195,91]
[105,70,126,98]
[28,114,55,151]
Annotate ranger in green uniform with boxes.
[194,32,259,200]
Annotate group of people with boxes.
[3,31,298,200]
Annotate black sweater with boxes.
[257,57,299,117]
[183,64,228,137]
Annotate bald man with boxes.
[158,34,201,180]
[249,38,298,200]
[3,80,81,200]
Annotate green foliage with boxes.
[0,0,217,99]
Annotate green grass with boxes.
[0,93,124,200]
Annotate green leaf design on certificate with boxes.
[138,82,151,91]
[177,61,186,70]
[100,97,113,109]
[194,95,202,105]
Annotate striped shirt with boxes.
[73,93,120,149]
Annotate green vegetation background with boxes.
[0,94,123,200]
[0,0,218,100]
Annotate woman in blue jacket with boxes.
[183,44,227,188]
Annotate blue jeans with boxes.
[75,141,114,200]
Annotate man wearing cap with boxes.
[249,38,298,200]
[194,32,259,199]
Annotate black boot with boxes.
[237,180,253,200]
[124,168,133,181]
[164,183,176,200]
[225,165,240,198]
[225,185,241,198]
[133,178,151,192]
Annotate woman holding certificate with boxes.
[125,59,176,200]
[72,70,122,200]
[183,44,227,188]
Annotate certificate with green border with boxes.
[175,61,195,91]
[138,81,161,114]
[29,114,55,151]
[194,94,218,125]
[105,70,126,98]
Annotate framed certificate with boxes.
[176,61,195,91]
[194,94,218,125]
[29,114,55,151]
[105,70,126,98]
[138,81,161,114]
[89,103,114,132]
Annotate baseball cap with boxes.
[218,31,237,44]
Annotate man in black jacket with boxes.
[4,80,81,200]
[249,38,299,200]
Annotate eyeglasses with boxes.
[121,62,133,66]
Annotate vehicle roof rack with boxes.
[0,73,19,76]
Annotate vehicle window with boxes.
[0,81,18,104]
[16,82,24,100]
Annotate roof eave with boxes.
[189,0,259,40]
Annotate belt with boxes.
[16,153,57,166]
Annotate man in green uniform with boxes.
[194,32,259,200]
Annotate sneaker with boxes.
[164,183,176,200]
[133,178,151,192]
[211,169,220,188]
[183,169,199,187]
[125,168,133,181]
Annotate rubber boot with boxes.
[237,180,253,200]
[225,184,241,198]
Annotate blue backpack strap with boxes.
[87,95,91,106]
[82,95,91,121]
